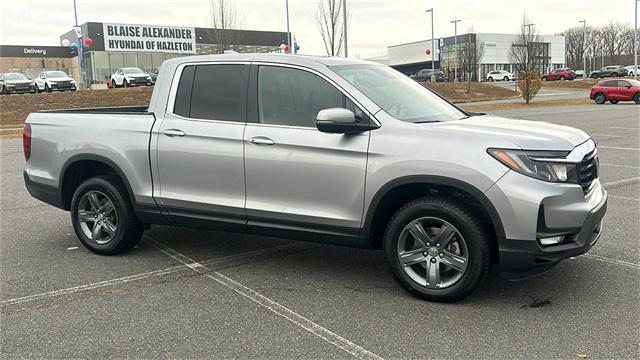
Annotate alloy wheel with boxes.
[77,190,118,245]
[397,217,469,289]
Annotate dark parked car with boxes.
[590,79,640,104]
[410,69,446,82]
[148,68,159,84]
[0,72,36,94]
[589,66,628,79]
[542,68,576,81]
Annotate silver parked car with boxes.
[24,54,607,302]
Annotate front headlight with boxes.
[488,148,578,183]
[49,81,57,85]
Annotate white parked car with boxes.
[486,70,515,82]
[110,67,152,88]
[34,70,76,93]
[625,65,640,77]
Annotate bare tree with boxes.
[315,0,347,56]
[459,27,484,93]
[208,0,244,53]
[599,21,631,66]
[510,14,543,104]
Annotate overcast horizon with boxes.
[1,0,636,58]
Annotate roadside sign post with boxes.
[635,0,638,79]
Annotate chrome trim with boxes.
[529,139,597,164]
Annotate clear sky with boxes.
[1,0,636,58]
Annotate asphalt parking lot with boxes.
[1,103,639,359]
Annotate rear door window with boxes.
[190,64,247,122]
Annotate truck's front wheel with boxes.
[70,176,143,255]
[383,196,491,302]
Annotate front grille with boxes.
[579,149,598,193]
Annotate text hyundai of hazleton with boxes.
[23,54,607,302]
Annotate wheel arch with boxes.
[59,154,136,211]
[360,175,505,257]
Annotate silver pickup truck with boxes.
[24,54,607,302]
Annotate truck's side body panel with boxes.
[24,112,157,207]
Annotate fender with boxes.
[360,175,506,246]
[60,154,137,210]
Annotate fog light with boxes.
[539,235,564,246]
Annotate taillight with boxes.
[23,123,31,161]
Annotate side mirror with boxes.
[315,108,377,134]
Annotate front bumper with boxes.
[498,190,607,279]
[5,85,35,93]
[50,83,76,91]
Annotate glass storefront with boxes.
[83,43,282,83]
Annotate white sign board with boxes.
[103,23,196,54]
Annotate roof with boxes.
[162,53,377,69]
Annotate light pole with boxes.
[342,0,348,57]
[426,8,435,82]
[579,19,586,80]
[285,0,291,53]
[450,19,461,82]
[72,0,83,87]
[635,0,638,79]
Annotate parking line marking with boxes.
[143,236,384,360]
[582,254,640,270]
[600,163,640,169]
[603,177,640,189]
[0,244,302,307]
[608,195,640,202]
[598,146,640,151]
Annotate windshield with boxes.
[45,71,69,78]
[4,73,27,80]
[122,68,145,74]
[332,65,466,122]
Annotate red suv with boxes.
[590,79,640,104]
[542,68,576,81]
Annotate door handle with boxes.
[161,129,186,137]
[248,136,275,146]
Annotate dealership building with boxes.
[1,22,290,85]
[368,32,566,81]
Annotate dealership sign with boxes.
[103,23,196,54]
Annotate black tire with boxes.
[70,176,143,255]
[542,76,547,81]
[594,93,606,104]
[488,77,494,82]
[634,93,640,104]
[383,196,492,303]
[45,84,51,93]
[503,76,509,81]
[591,74,598,79]
[560,76,565,81]
[610,100,619,104]
[123,79,129,88]
[1,85,6,95]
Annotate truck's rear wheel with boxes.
[70,176,143,255]
[383,196,491,302]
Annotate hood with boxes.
[439,116,589,151]
[5,79,33,85]
[48,76,73,82]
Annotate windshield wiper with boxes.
[413,120,440,123]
